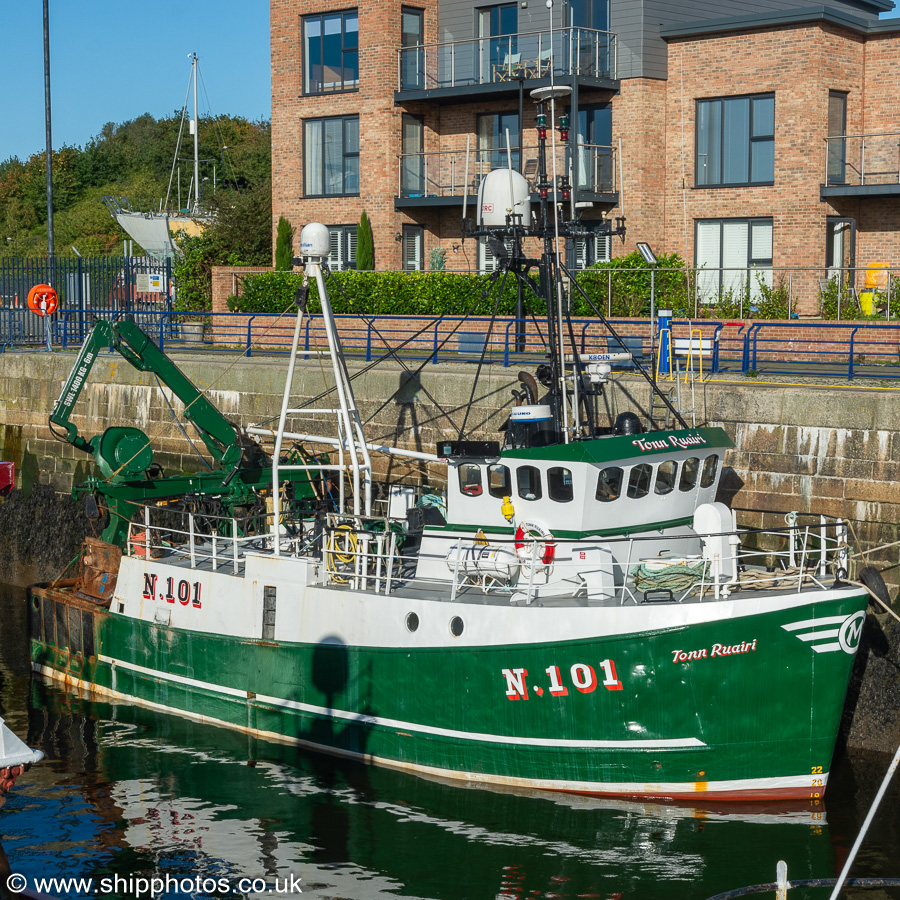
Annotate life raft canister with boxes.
[27,284,59,316]
[514,520,556,567]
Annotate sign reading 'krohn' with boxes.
[631,433,708,453]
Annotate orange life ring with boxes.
[514,520,555,567]
[27,284,59,316]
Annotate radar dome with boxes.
[476,169,531,228]
[299,223,330,259]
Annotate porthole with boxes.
[449,616,464,637]
[406,612,419,632]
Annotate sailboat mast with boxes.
[192,53,200,213]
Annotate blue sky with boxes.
[0,1,271,163]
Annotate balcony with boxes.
[396,142,617,208]
[396,28,616,103]
[821,133,900,199]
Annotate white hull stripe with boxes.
[98,655,705,751]
[35,663,817,798]
[782,615,847,632]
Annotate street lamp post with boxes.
[636,241,659,380]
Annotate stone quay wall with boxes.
[2,349,900,750]
[3,348,900,582]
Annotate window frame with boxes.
[402,224,424,272]
[458,463,484,496]
[327,225,358,271]
[303,115,360,198]
[547,466,574,503]
[695,93,775,188]
[694,216,773,303]
[303,10,360,96]
[516,465,542,501]
[596,466,623,502]
[627,464,652,500]
[679,458,700,492]
[487,464,511,498]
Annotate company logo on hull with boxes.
[781,610,865,655]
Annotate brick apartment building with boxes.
[270,0,900,312]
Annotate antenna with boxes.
[462,134,471,230]
[505,127,516,220]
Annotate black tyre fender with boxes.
[859,565,892,609]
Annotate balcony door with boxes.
[575,104,612,192]
[568,0,609,75]
[478,4,518,82]
[478,112,520,174]
[401,8,424,90]
[827,92,847,186]
[401,115,425,197]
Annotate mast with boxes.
[192,53,200,213]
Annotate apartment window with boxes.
[827,91,848,186]
[571,227,611,270]
[402,225,424,271]
[696,94,774,187]
[400,7,425,90]
[327,226,357,270]
[695,218,773,303]
[304,11,359,94]
[401,114,424,197]
[478,112,520,171]
[304,116,360,197]
[477,235,514,272]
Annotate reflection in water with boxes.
[0,585,897,900]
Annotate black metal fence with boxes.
[0,255,172,348]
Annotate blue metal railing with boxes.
[8,309,900,382]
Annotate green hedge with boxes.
[228,270,530,316]
[229,252,796,320]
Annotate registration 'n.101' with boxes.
[143,573,202,608]
[502,661,622,700]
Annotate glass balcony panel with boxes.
[399,27,615,91]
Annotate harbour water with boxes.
[1,583,898,900]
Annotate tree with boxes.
[356,210,374,270]
[275,215,294,270]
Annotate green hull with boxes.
[28,584,867,801]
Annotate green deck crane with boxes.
[50,319,319,546]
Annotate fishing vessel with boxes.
[29,86,871,802]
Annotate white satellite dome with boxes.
[476,169,531,228]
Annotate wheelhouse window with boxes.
[304,115,360,197]
[458,464,483,496]
[700,455,719,488]
[596,466,622,502]
[304,11,359,94]
[627,464,652,499]
[655,461,678,495]
[680,458,700,492]
[696,93,774,187]
[517,466,542,501]
[548,467,573,503]
[488,464,511,498]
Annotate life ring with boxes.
[27,284,59,316]
[462,484,483,496]
[515,520,555,567]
